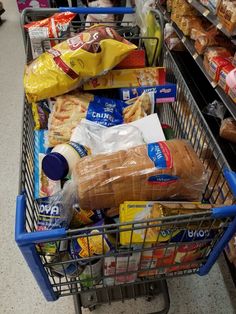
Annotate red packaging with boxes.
[208,56,231,82]
[116,50,146,69]
[24,12,76,58]
[218,63,235,93]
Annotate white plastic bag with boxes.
[70,119,145,155]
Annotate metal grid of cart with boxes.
[15,6,236,314]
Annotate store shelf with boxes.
[186,0,236,42]
[168,19,236,120]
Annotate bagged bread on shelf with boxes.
[75,139,208,210]
[195,31,233,55]
[48,92,152,146]
[203,47,232,72]
[24,25,137,102]
[219,117,236,143]
[164,23,185,51]
[217,0,236,34]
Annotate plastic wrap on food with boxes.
[70,119,145,155]
[24,12,76,59]
[24,25,137,102]
[36,181,77,254]
[74,139,208,210]
[220,117,236,143]
[48,92,152,146]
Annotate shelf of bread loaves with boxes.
[171,22,236,120]
[157,0,236,120]
[186,0,236,41]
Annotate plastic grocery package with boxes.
[24,25,137,102]
[70,119,145,155]
[220,118,236,143]
[48,92,153,146]
[74,139,208,210]
[24,12,76,59]
[36,180,77,254]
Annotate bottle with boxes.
[42,141,88,180]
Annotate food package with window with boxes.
[74,139,208,210]
[47,91,153,146]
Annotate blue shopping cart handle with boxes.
[224,168,236,198]
[59,6,135,15]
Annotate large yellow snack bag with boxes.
[24,25,137,103]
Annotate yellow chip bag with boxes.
[24,25,137,103]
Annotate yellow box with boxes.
[83,67,166,90]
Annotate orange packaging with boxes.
[139,245,175,277]
[218,63,235,93]
[116,50,146,69]
[208,56,231,82]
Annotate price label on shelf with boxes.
[211,81,217,88]
[203,10,209,17]
[193,53,198,60]
[217,23,223,30]
[182,37,187,43]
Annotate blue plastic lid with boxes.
[42,152,69,181]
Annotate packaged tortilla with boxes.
[24,25,137,103]
[24,12,76,59]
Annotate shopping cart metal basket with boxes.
[15,6,236,314]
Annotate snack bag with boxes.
[32,100,51,130]
[24,25,137,102]
[24,12,76,59]
[70,219,114,263]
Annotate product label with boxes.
[36,196,65,229]
[148,174,179,185]
[147,142,173,169]
[86,96,125,127]
[68,141,88,158]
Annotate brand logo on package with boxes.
[148,174,179,185]
[147,142,173,169]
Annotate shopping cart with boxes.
[16,6,236,314]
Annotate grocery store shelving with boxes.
[157,4,236,120]
[172,22,236,120]
[186,0,236,42]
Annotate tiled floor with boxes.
[0,1,236,313]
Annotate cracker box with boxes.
[16,0,50,12]
[119,83,177,104]
[104,249,141,285]
[83,67,166,90]
[119,201,218,245]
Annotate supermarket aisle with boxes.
[0,1,236,314]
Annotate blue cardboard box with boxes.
[119,83,177,104]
